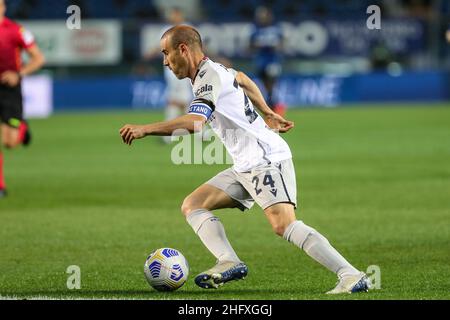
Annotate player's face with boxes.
[160,37,189,79]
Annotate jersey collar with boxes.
[192,56,209,84]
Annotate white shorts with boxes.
[206,158,297,211]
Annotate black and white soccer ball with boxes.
[144,248,189,291]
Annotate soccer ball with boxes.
[144,248,189,291]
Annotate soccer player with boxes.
[249,6,286,117]
[144,7,193,144]
[120,25,371,294]
[0,0,45,197]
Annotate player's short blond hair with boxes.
[161,25,203,50]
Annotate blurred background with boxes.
[8,0,450,116]
[1,1,450,300]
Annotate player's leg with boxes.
[0,83,32,197]
[0,129,5,196]
[182,183,243,264]
[1,84,30,148]
[2,121,30,148]
[182,184,241,215]
[0,122,26,197]
[265,202,369,293]
[182,170,252,288]
[243,159,370,293]
[0,89,6,196]
[2,123,19,148]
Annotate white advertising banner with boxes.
[22,75,53,118]
[21,20,122,65]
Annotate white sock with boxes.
[186,209,241,263]
[283,221,360,278]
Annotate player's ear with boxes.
[179,43,188,55]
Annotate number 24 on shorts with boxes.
[252,173,277,196]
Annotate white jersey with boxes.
[187,58,292,172]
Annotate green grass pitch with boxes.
[0,104,449,300]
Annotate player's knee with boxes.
[271,223,288,237]
[180,198,190,217]
[267,212,296,236]
[181,196,200,217]
[3,141,16,149]
[2,135,19,148]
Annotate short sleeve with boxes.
[18,27,35,49]
[188,68,222,120]
[227,68,238,78]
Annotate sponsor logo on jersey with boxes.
[199,70,207,78]
[195,84,213,97]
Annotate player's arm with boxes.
[235,71,273,117]
[0,44,45,87]
[20,44,46,77]
[119,114,206,146]
[235,71,294,133]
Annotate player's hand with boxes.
[1,71,21,87]
[119,124,147,145]
[264,112,294,133]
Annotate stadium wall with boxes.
[51,71,449,110]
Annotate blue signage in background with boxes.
[322,19,425,56]
[131,80,167,109]
[273,72,448,106]
[53,77,166,110]
[53,71,449,110]
[274,76,343,107]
